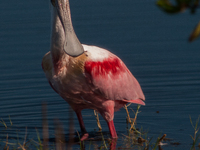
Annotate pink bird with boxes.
[42,0,145,141]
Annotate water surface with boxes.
[0,0,200,149]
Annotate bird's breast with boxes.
[53,53,90,94]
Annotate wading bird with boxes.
[42,0,145,141]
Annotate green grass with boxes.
[1,105,200,150]
[189,115,200,150]
[0,118,8,129]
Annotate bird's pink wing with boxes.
[84,56,145,105]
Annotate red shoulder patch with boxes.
[85,57,126,76]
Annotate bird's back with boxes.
[83,44,145,103]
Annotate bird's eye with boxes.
[51,0,56,7]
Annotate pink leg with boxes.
[99,100,118,139]
[110,138,117,150]
[107,120,118,139]
[76,111,89,141]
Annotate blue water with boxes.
[0,0,200,149]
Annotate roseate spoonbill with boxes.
[42,0,145,141]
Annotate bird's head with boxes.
[50,0,84,57]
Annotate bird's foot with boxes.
[80,133,89,141]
